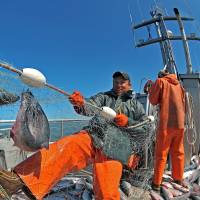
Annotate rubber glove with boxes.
[69,91,84,107]
[114,113,128,127]
[143,80,153,94]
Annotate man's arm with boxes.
[71,92,105,117]
[149,79,162,105]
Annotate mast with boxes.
[133,8,200,74]
[133,7,200,166]
[174,8,193,74]
[150,9,177,74]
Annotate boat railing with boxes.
[0,119,89,141]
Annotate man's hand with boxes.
[143,80,153,94]
[69,91,84,107]
[114,114,128,127]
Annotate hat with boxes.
[112,71,130,81]
[158,69,169,78]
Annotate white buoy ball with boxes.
[20,68,46,87]
[147,115,155,122]
[100,106,116,120]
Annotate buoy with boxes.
[147,115,155,122]
[20,68,46,87]
[100,106,116,120]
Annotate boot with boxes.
[0,169,23,196]
[151,182,161,193]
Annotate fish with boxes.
[120,181,133,197]
[162,182,183,196]
[162,182,174,189]
[171,192,191,200]
[187,167,200,183]
[150,190,165,200]
[171,182,190,193]
[168,188,183,197]
[192,183,200,193]
[10,90,50,152]
[0,88,19,105]
[119,188,128,200]
[162,174,173,182]
[161,186,174,199]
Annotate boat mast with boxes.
[150,8,177,74]
[174,8,193,74]
[133,7,199,74]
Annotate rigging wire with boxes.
[183,0,200,32]
[152,0,167,15]
[136,0,144,21]
[128,4,137,47]
[128,4,133,24]
[153,0,158,7]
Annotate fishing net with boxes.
[0,63,159,200]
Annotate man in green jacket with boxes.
[0,71,148,200]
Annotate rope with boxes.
[185,92,197,146]
[0,185,10,200]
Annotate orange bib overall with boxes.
[149,74,185,185]
[14,131,138,200]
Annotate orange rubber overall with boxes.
[149,74,185,185]
[14,131,138,200]
[153,128,184,185]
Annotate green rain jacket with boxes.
[74,89,148,164]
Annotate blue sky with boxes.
[0,0,200,119]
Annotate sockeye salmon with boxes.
[10,90,50,151]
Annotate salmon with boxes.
[10,90,50,151]
[150,190,165,200]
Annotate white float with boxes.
[100,106,116,120]
[20,68,46,88]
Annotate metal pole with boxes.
[0,63,22,75]
[174,8,193,74]
[61,120,64,137]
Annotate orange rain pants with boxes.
[153,128,185,185]
[148,74,185,186]
[14,131,139,200]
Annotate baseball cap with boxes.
[112,71,130,81]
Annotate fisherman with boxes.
[0,71,148,200]
[144,69,186,192]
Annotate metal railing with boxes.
[0,119,89,140]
